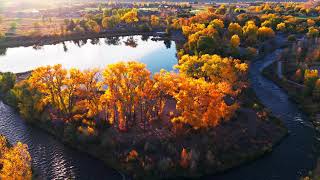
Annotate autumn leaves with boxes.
[0,135,32,179]
[14,53,247,133]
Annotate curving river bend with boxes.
[0,43,319,179]
[211,49,319,180]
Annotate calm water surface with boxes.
[0,35,177,73]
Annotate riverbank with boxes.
[0,29,185,49]
[262,61,320,124]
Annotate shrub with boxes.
[0,72,16,95]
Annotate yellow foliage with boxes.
[176,54,248,86]
[210,19,224,29]
[230,34,240,47]
[257,26,275,39]
[28,65,102,121]
[0,135,32,180]
[305,69,319,80]
[121,9,139,24]
[276,22,286,31]
[228,22,243,36]
[150,15,160,27]
[182,23,205,36]
[243,20,258,36]
[307,27,319,38]
[154,71,239,129]
[103,61,160,131]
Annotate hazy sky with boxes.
[0,0,65,10]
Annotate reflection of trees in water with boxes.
[164,40,172,49]
[80,39,88,46]
[90,38,100,45]
[72,40,81,47]
[0,48,7,56]
[62,42,68,52]
[141,35,149,41]
[32,45,43,50]
[104,36,121,45]
[124,37,138,48]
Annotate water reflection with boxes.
[0,35,177,74]
[90,38,100,45]
[0,48,7,56]
[141,35,149,41]
[104,36,121,45]
[62,42,68,52]
[164,39,172,49]
[124,36,138,48]
[32,45,43,50]
[56,36,172,52]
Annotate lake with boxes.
[0,35,177,73]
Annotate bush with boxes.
[0,72,16,95]
[9,81,43,122]
[4,89,18,108]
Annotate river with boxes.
[0,37,319,179]
[210,49,319,180]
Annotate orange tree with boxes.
[154,70,239,129]
[0,135,32,179]
[27,65,82,120]
[102,61,161,131]
[73,69,102,120]
[175,54,248,92]
[121,9,139,24]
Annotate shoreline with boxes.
[0,29,185,49]
[262,61,319,123]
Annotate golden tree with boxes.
[73,69,102,120]
[276,22,286,32]
[28,65,82,119]
[102,61,157,131]
[210,19,224,30]
[121,9,139,24]
[182,23,206,36]
[230,34,240,48]
[0,135,32,180]
[150,15,160,27]
[176,54,248,90]
[154,71,239,129]
[257,26,275,40]
[228,22,243,36]
[242,20,258,44]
